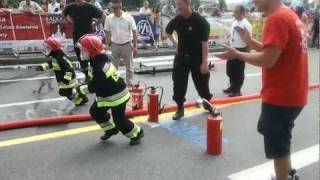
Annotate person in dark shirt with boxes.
[63,0,106,80]
[166,0,214,120]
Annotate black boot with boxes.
[130,128,144,145]
[172,105,184,120]
[100,128,119,141]
[228,91,242,97]
[222,87,233,94]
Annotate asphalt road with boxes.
[0,49,318,180]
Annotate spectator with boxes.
[63,0,106,80]
[161,0,175,17]
[218,0,309,179]
[311,12,319,49]
[0,0,7,8]
[152,6,161,47]
[223,5,252,97]
[40,0,49,12]
[19,0,44,13]
[104,1,112,15]
[105,0,138,85]
[90,0,102,9]
[48,0,62,13]
[295,6,305,19]
[139,0,152,16]
[211,7,221,17]
[198,6,204,15]
[60,2,65,11]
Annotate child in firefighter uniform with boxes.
[35,37,88,106]
[75,34,144,145]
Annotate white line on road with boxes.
[0,76,56,83]
[228,144,319,180]
[0,71,125,83]
[0,97,66,108]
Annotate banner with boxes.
[133,15,156,44]
[0,12,73,52]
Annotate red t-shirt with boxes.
[261,7,309,107]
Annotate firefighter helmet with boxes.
[76,34,105,60]
[43,37,63,55]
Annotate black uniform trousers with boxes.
[59,88,74,100]
[90,101,134,135]
[172,54,213,106]
[73,32,90,71]
[226,47,248,93]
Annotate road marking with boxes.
[245,73,261,77]
[0,76,55,83]
[0,71,124,83]
[0,101,252,148]
[0,97,66,108]
[0,72,84,83]
[228,144,319,180]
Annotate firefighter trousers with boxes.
[90,101,134,135]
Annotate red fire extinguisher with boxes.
[129,81,146,110]
[147,86,164,123]
[207,109,223,155]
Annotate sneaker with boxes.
[130,128,144,145]
[100,128,119,141]
[223,87,233,94]
[172,107,184,120]
[202,98,214,114]
[271,169,300,180]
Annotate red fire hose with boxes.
[0,83,319,131]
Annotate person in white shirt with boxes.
[139,0,152,16]
[223,5,252,97]
[19,0,44,13]
[161,0,175,18]
[48,0,61,13]
[105,0,138,85]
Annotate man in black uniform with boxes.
[76,34,144,145]
[166,0,214,120]
[63,0,106,79]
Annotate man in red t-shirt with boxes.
[217,0,309,179]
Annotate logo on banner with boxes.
[137,20,152,37]
[46,16,64,24]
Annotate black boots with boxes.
[129,128,144,146]
[172,105,184,120]
[100,128,119,141]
